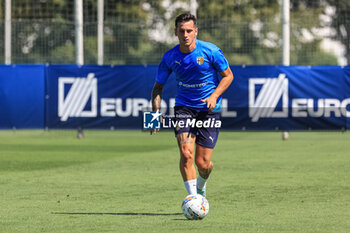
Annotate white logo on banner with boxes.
[249,74,289,122]
[58,73,98,122]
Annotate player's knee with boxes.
[180,146,194,163]
[195,157,211,170]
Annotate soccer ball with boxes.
[181,194,209,220]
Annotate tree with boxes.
[327,0,350,64]
[197,0,282,65]
[9,0,75,63]
[289,0,338,65]
[2,0,345,65]
[196,0,339,65]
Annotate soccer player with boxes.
[151,13,233,197]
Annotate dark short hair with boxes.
[175,13,197,28]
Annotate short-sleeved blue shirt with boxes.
[156,40,229,112]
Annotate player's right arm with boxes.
[150,81,164,135]
[151,51,172,135]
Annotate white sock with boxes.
[184,179,197,195]
[197,175,208,190]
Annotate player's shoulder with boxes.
[197,40,221,53]
[163,44,180,60]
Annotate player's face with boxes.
[175,20,198,52]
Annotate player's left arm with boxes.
[201,67,234,112]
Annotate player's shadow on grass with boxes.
[52,212,183,217]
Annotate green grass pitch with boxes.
[0,130,349,233]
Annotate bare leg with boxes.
[195,144,214,196]
[198,161,213,179]
[177,132,196,181]
[195,144,214,178]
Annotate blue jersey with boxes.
[156,40,229,112]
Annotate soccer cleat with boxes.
[197,187,206,197]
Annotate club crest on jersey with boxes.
[196,57,204,65]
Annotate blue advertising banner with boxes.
[45,65,177,129]
[0,64,349,130]
[221,65,350,130]
[45,65,350,130]
[0,65,45,129]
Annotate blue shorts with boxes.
[173,106,221,149]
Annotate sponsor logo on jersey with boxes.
[178,81,208,88]
[174,60,182,65]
